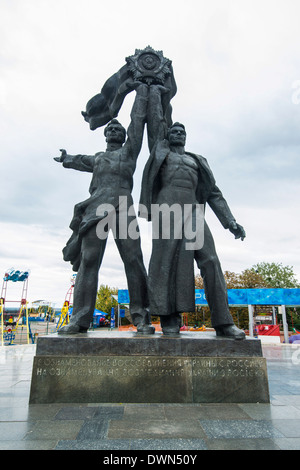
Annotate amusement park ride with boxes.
[0,268,30,346]
[0,269,77,344]
[0,269,107,344]
[56,274,76,331]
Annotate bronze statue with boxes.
[54,81,154,335]
[139,115,246,338]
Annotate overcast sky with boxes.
[1,0,300,308]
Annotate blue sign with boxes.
[195,288,300,306]
[118,289,130,304]
[118,288,300,306]
[195,290,207,304]
[110,307,115,328]
[282,289,300,306]
[119,309,125,318]
[227,289,249,306]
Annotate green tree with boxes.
[238,269,269,288]
[195,269,267,290]
[252,262,300,288]
[95,284,118,316]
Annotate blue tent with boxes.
[94,309,107,317]
[68,308,107,326]
[93,309,107,327]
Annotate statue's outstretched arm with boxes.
[53,149,95,173]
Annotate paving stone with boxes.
[54,406,98,420]
[55,439,131,450]
[206,438,280,450]
[0,422,35,440]
[271,419,300,438]
[273,438,300,450]
[199,419,285,439]
[239,403,300,420]
[0,440,58,450]
[163,403,250,420]
[130,438,208,450]
[108,418,206,439]
[124,404,165,419]
[93,405,125,419]
[23,420,84,440]
[76,420,109,440]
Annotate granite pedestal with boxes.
[29,331,270,404]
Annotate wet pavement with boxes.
[0,341,300,450]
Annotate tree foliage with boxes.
[195,262,300,290]
[252,262,300,288]
[95,284,118,316]
[195,269,268,290]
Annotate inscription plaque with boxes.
[191,357,269,403]
[29,354,269,404]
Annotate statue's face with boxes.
[105,123,125,144]
[168,125,186,147]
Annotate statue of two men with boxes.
[55,62,246,339]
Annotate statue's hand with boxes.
[118,77,146,95]
[150,84,170,95]
[54,149,67,163]
[229,221,246,241]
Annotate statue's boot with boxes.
[57,323,88,335]
[160,314,181,336]
[215,324,245,340]
[131,311,155,335]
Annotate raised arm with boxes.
[123,82,149,161]
[54,149,95,173]
[146,84,169,152]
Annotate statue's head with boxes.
[104,119,126,144]
[167,122,186,147]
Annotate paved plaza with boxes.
[0,340,300,451]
